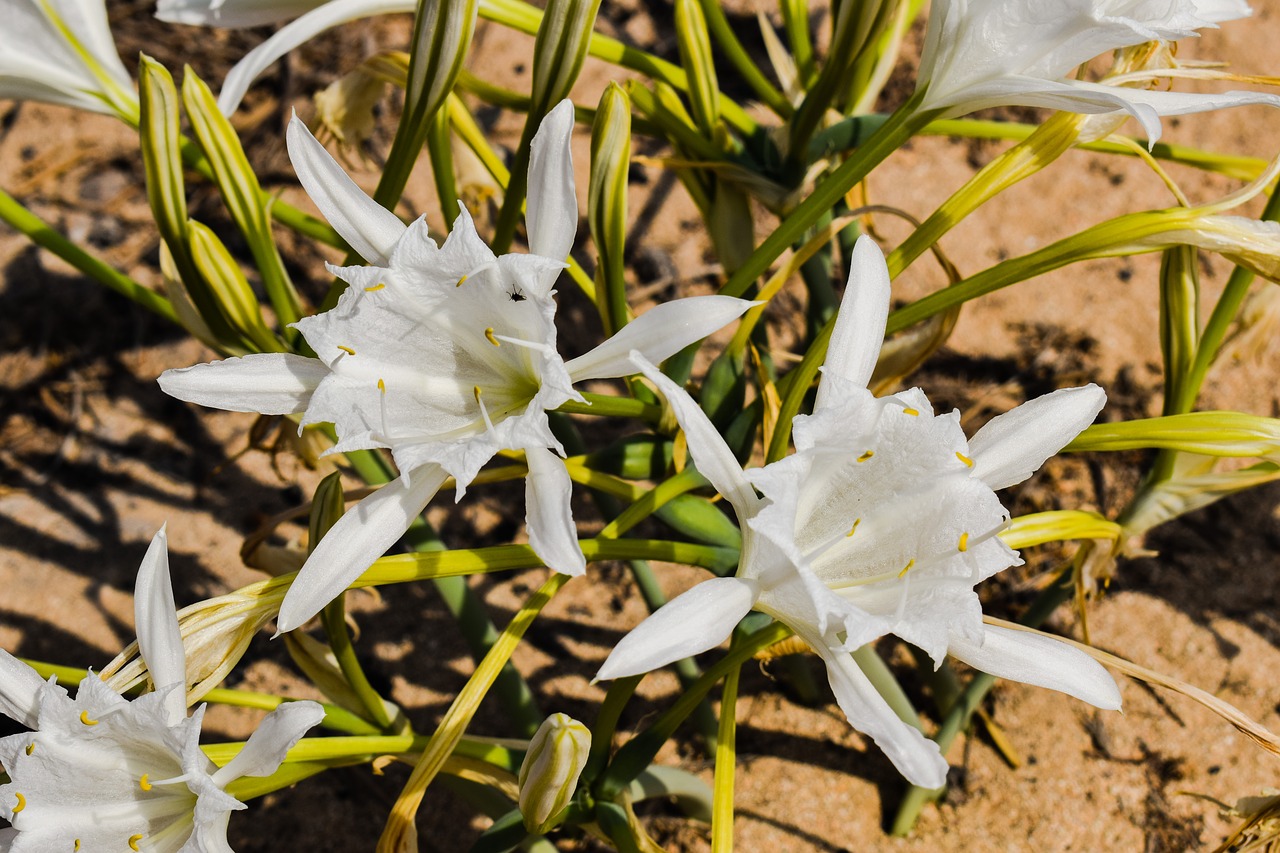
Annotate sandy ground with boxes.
[3,1,1280,850]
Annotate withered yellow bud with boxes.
[517,713,591,834]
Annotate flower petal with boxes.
[217,0,416,116]
[947,624,1121,711]
[156,0,327,27]
[631,354,761,517]
[158,353,329,415]
[815,637,948,789]
[211,700,326,786]
[277,467,448,634]
[565,296,756,382]
[595,576,758,681]
[524,446,586,577]
[525,99,577,262]
[815,235,890,413]
[134,525,188,724]
[287,113,407,265]
[0,651,48,730]
[968,384,1106,490]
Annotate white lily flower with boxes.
[2,0,136,117]
[917,0,1279,142]
[158,100,755,634]
[597,237,1121,789]
[0,527,324,851]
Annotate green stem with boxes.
[720,96,934,300]
[321,594,395,731]
[0,186,178,324]
[851,644,921,730]
[695,0,791,117]
[711,664,741,853]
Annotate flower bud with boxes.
[518,713,591,833]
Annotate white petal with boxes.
[287,114,407,265]
[158,353,329,415]
[524,446,586,577]
[0,651,48,729]
[566,296,756,382]
[816,639,948,789]
[217,0,416,116]
[134,525,188,724]
[156,0,328,27]
[631,354,761,517]
[277,467,448,633]
[595,576,758,681]
[211,700,326,786]
[525,99,577,262]
[947,624,1121,710]
[968,384,1105,490]
[815,235,890,413]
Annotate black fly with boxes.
[508,285,527,303]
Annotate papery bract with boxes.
[0,527,324,852]
[159,101,755,633]
[917,0,1278,142]
[597,237,1121,789]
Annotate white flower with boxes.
[158,100,755,634]
[2,0,136,117]
[917,0,1278,142]
[0,527,324,852]
[597,236,1121,789]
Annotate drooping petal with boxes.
[968,384,1106,490]
[133,525,188,725]
[565,296,756,382]
[815,637,948,789]
[217,0,416,116]
[286,114,407,265]
[211,700,326,786]
[0,652,48,730]
[815,235,891,413]
[158,353,329,415]
[525,99,578,262]
[631,355,761,517]
[156,0,328,27]
[947,624,1122,711]
[595,576,758,681]
[276,466,448,634]
[524,446,586,577]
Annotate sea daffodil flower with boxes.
[597,237,1121,789]
[159,100,755,633]
[917,0,1279,142]
[0,527,324,851]
[3,0,137,118]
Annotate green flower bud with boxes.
[518,713,591,834]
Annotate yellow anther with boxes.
[955,451,974,468]
[24,742,33,756]
[12,792,25,814]
[846,518,861,538]
[363,283,386,292]
[140,774,152,792]
[79,711,98,726]
[129,834,144,851]
[336,345,356,356]
[958,532,970,552]
[456,274,468,287]
[75,841,81,852]
[377,378,386,393]
[902,408,919,416]
[473,385,483,403]
[484,327,500,346]
[856,450,874,463]
[898,559,915,578]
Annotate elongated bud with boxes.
[674,0,719,137]
[187,221,279,353]
[530,0,603,115]
[518,713,591,833]
[1158,244,1199,411]
[589,83,631,335]
[309,470,348,554]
